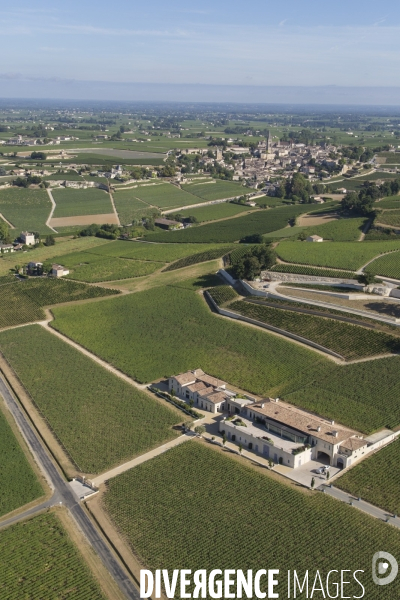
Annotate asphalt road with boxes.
[0,375,140,600]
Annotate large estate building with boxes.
[168,369,392,471]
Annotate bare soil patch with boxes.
[49,213,119,227]
[297,212,339,227]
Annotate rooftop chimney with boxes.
[261,403,265,409]
[330,420,335,425]
[317,426,321,432]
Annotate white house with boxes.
[306,235,323,242]
[20,232,36,246]
[0,244,14,254]
[51,264,70,278]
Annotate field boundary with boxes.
[45,189,58,233]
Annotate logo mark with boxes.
[372,552,398,585]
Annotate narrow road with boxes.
[322,485,400,529]
[45,189,58,233]
[109,192,121,226]
[0,374,140,600]
[92,432,194,487]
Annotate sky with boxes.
[1,0,400,104]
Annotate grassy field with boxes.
[336,439,400,515]
[112,191,156,225]
[0,187,53,233]
[0,236,111,276]
[56,251,162,282]
[0,408,44,517]
[367,250,400,279]
[0,326,181,473]
[297,217,367,242]
[130,183,200,209]
[229,300,400,361]
[86,240,227,262]
[143,204,308,243]
[51,285,328,395]
[182,179,244,201]
[52,187,113,218]
[0,513,107,599]
[102,442,400,599]
[181,201,257,222]
[276,240,400,270]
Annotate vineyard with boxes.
[51,285,328,395]
[181,179,244,201]
[375,209,400,228]
[297,217,367,242]
[142,204,308,243]
[0,282,45,329]
[336,438,400,515]
[0,187,53,233]
[112,191,155,225]
[0,408,43,517]
[229,300,400,361]
[87,240,226,262]
[207,285,239,306]
[132,183,200,208]
[270,264,357,278]
[102,442,400,599]
[0,325,181,473]
[276,240,400,270]
[182,201,255,222]
[375,195,400,209]
[0,513,106,599]
[51,187,113,218]
[284,355,400,433]
[162,247,233,271]
[367,251,400,279]
[56,251,162,282]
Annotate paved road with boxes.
[322,485,400,529]
[0,375,140,600]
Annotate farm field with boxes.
[0,187,53,233]
[143,204,308,243]
[367,250,400,279]
[0,235,111,276]
[276,240,400,270]
[102,442,400,599]
[0,281,45,329]
[297,217,367,242]
[130,183,200,209]
[61,153,165,166]
[263,225,304,239]
[0,326,181,473]
[86,240,227,262]
[207,285,239,305]
[44,171,84,181]
[336,439,400,515]
[50,284,329,395]
[228,300,400,361]
[162,246,233,271]
[375,209,400,227]
[181,179,244,201]
[112,191,155,225]
[51,187,113,218]
[375,195,400,209]
[0,513,107,599]
[57,251,162,282]
[378,152,400,163]
[178,201,256,222]
[270,264,357,278]
[0,408,44,517]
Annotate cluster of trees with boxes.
[340,145,374,163]
[0,222,10,244]
[79,223,120,239]
[341,178,400,216]
[130,166,152,180]
[169,213,198,224]
[13,175,44,187]
[30,151,47,160]
[232,243,276,280]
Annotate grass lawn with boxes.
[336,439,400,515]
[0,408,44,517]
[0,513,106,599]
[0,326,181,473]
[50,284,328,395]
[179,201,256,222]
[276,240,400,270]
[0,187,53,234]
[181,179,244,201]
[51,187,113,218]
[102,442,400,599]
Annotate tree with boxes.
[194,425,205,436]
[358,271,376,285]
[238,443,243,455]
[0,221,9,243]
[222,433,227,447]
[311,477,315,489]
[30,151,46,160]
[45,235,55,246]
[326,471,330,481]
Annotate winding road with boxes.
[0,374,140,600]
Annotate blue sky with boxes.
[1,0,400,103]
